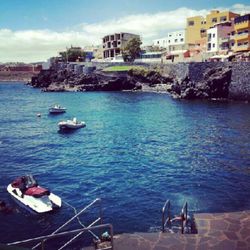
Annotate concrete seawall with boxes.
[88,62,250,101]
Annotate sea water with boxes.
[0,83,249,246]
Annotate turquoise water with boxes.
[0,83,250,246]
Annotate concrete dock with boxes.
[109,210,250,250]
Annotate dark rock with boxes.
[170,66,232,100]
[28,64,236,100]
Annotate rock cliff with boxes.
[28,62,250,101]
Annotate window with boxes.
[212,18,217,23]
[175,39,178,42]
[188,20,194,26]
[168,40,170,43]
[213,43,215,47]
[220,16,227,22]
[213,34,215,38]
[180,38,184,42]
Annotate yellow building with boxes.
[186,16,207,47]
[206,10,239,29]
[186,10,239,47]
[233,14,250,52]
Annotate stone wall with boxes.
[159,62,250,101]
[229,62,250,101]
[56,61,250,101]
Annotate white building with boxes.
[207,22,233,53]
[42,58,52,70]
[153,30,185,50]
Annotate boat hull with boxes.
[7,184,61,213]
[49,108,66,114]
[58,121,86,130]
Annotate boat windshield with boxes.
[25,175,38,188]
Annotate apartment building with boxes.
[232,13,250,52]
[186,10,239,50]
[102,32,140,59]
[207,22,234,53]
[206,10,239,29]
[153,30,185,50]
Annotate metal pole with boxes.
[41,240,44,250]
[8,224,112,246]
[110,224,114,250]
[162,210,165,232]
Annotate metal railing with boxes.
[161,200,171,232]
[180,202,188,234]
[7,223,114,250]
[8,198,104,250]
[161,200,189,234]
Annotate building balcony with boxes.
[234,33,250,41]
[233,43,250,52]
[219,37,230,43]
[234,20,250,30]
[229,34,235,40]
[219,45,230,51]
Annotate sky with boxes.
[0,0,250,63]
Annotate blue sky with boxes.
[0,1,249,62]
[1,0,249,30]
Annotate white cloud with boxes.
[0,29,95,63]
[0,3,249,63]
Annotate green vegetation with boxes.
[121,37,142,62]
[102,65,147,72]
[59,46,86,62]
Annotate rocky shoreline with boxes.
[28,63,248,101]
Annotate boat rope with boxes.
[63,200,99,240]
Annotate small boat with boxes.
[58,117,86,130]
[49,104,66,114]
[7,175,61,213]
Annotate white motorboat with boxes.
[49,104,66,114]
[7,175,61,213]
[58,117,86,130]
